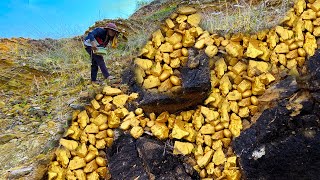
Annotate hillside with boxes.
[1,0,318,179]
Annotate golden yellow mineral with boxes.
[68,156,86,170]
[74,170,86,180]
[205,45,218,58]
[274,42,290,53]
[227,90,242,101]
[266,29,279,49]
[78,110,89,129]
[165,18,175,29]
[184,124,197,142]
[143,75,161,89]
[275,26,294,40]
[141,41,156,59]
[226,42,244,58]
[223,169,241,180]
[200,106,219,122]
[91,99,100,110]
[85,123,99,134]
[252,77,266,95]
[171,119,189,139]
[85,151,97,162]
[294,0,306,15]
[192,110,205,130]
[168,33,183,45]
[303,32,317,56]
[312,0,320,12]
[152,29,165,48]
[96,157,106,167]
[76,143,88,158]
[247,60,270,77]
[60,139,78,151]
[229,113,243,137]
[173,141,194,155]
[103,86,122,96]
[220,75,232,96]
[112,94,129,108]
[182,30,196,47]
[84,159,98,173]
[197,150,214,168]
[95,139,106,149]
[199,124,215,134]
[135,58,153,70]
[151,122,169,140]
[86,171,99,180]
[92,114,107,127]
[159,42,174,53]
[215,58,228,78]
[212,148,226,165]
[187,13,202,27]
[55,148,71,168]
[239,107,250,118]
[301,9,317,20]
[232,61,247,75]
[259,73,275,85]
[245,39,264,58]
[237,80,252,93]
[177,6,197,15]
[108,111,120,128]
[130,126,144,139]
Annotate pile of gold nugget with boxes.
[48,0,320,179]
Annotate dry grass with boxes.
[199,0,295,35]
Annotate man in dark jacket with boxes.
[84,23,119,84]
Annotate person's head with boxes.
[105,23,119,37]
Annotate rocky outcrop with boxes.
[123,49,211,114]
[107,132,199,180]
[232,50,320,180]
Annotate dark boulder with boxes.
[107,132,200,180]
[232,50,320,180]
[122,48,211,114]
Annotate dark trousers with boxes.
[85,46,110,81]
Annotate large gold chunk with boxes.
[227,90,242,101]
[55,148,71,168]
[266,30,279,49]
[199,124,215,134]
[215,58,227,78]
[177,6,197,15]
[112,94,129,108]
[85,123,99,134]
[172,119,189,139]
[274,43,289,53]
[108,111,120,128]
[294,0,306,15]
[212,148,226,165]
[252,77,266,95]
[237,80,252,93]
[78,110,89,129]
[275,26,294,40]
[130,126,144,139]
[301,9,317,20]
[220,75,232,96]
[229,113,243,137]
[200,106,219,122]
[223,169,241,180]
[205,45,218,58]
[245,39,264,58]
[159,42,174,53]
[303,32,317,56]
[68,156,86,170]
[143,75,161,89]
[151,122,169,140]
[197,150,214,168]
[226,42,244,58]
[187,13,202,27]
[158,79,173,92]
[60,139,78,151]
[168,33,183,45]
[165,18,175,29]
[247,60,270,77]
[173,141,194,155]
[192,110,204,130]
[152,29,164,48]
[92,114,107,126]
[311,0,320,12]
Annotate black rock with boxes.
[122,48,211,114]
[107,132,199,180]
[232,49,320,180]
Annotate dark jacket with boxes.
[84,27,113,47]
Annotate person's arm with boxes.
[87,28,102,50]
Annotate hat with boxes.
[105,23,120,32]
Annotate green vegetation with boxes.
[200,0,293,35]
[146,5,176,21]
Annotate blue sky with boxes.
[0,0,140,39]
